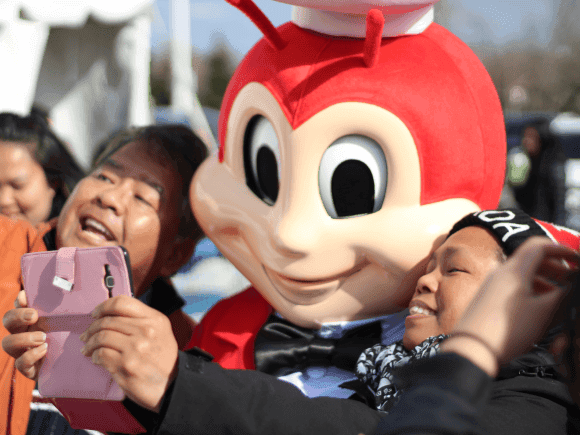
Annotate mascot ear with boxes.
[363,9,385,68]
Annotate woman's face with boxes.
[403,227,503,349]
[0,141,55,225]
[56,140,184,295]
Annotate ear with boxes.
[159,236,196,277]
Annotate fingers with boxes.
[79,315,141,343]
[91,295,156,320]
[88,347,124,377]
[509,238,579,288]
[535,255,579,291]
[81,329,129,359]
[80,329,155,388]
[15,290,28,308]
[3,307,39,334]
[2,331,46,359]
[508,238,555,276]
[14,344,47,380]
[78,302,178,412]
[536,257,577,283]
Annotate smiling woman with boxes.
[356,208,579,413]
[0,124,209,435]
[402,225,504,350]
[57,125,207,296]
[0,112,84,226]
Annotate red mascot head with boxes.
[191,0,506,327]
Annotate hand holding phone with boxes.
[22,246,134,400]
[21,246,146,433]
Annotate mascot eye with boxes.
[318,135,387,219]
[243,115,281,205]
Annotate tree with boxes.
[150,50,171,106]
[198,44,237,110]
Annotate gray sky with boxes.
[150,0,561,55]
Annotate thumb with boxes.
[15,290,28,308]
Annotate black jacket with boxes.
[150,347,579,435]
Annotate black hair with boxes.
[93,125,208,242]
[0,112,85,219]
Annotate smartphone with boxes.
[22,245,134,400]
[21,246,146,433]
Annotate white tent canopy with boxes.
[6,0,152,25]
[0,0,154,169]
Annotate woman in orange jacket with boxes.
[0,125,207,435]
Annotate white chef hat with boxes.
[274,0,440,38]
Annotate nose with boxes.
[268,215,310,259]
[268,201,322,259]
[414,270,438,295]
[96,179,133,215]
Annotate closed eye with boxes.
[95,173,112,183]
[10,182,24,190]
[135,194,152,207]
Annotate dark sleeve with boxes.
[375,353,579,435]
[138,278,185,317]
[373,353,492,435]
[154,350,383,435]
[481,373,578,435]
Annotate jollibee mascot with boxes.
[188,0,506,398]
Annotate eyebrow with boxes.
[9,175,28,184]
[102,159,165,196]
[430,245,460,263]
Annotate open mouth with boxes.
[80,217,116,242]
[408,301,437,317]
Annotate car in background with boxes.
[504,111,580,230]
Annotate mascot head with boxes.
[191,0,506,327]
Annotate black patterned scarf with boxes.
[356,335,448,411]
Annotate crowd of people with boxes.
[0,2,579,435]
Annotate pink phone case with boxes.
[22,246,146,433]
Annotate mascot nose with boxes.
[268,204,322,258]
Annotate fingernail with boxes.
[23,310,34,321]
[40,342,48,351]
[80,346,86,355]
[33,332,46,343]
[79,332,87,342]
[91,309,98,318]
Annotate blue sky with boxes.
[150,0,558,56]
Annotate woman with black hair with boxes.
[0,112,84,225]
[508,117,567,225]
